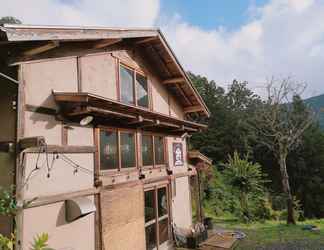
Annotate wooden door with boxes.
[144,185,171,250]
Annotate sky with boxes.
[1,0,324,97]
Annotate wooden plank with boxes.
[135,36,158,45]
[184,105,203,113]
[162,77,184,84]
[23,41,59,56]
[25,188,99,208]
[93,38,122,49]
[22,145,96,153]
[25,104,57,115]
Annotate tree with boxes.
[252,78,314,224]
[0,16,22,25]
[223,152,268,222]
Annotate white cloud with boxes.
[0,0,160,27]
[1,0,324,96]
[161,0,324,97]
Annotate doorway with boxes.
[144,185,171,250]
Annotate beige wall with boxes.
[171,176,192,228]
[22,199,95,250]
[23,58,78,109]
[80,53,117,99]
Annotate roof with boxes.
[188,150,213,166]
[0,24,210,117]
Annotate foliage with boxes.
[0,16,22,25]
[0,233,15,250]
[222,152,269,222]
[0,186,17,217]
[31,233,54,250]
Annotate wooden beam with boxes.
[162,77,184,84]
[174,84,192,105]
[93,38,122,49]
[23,145,96,153]
[128,115,144,125]
[23,41,59,56]
[135,36,158,45]
[184,105,203,113]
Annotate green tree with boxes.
[223,152,268,222]
[0,16,22,25]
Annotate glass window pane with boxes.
[154,136,165,165]
[159,218,169,245]
[120,65,134,105]
[100,130,118,170]
[145,190,155,222]
[145,224,157,250]
[158,187,168,217]
[120,132,135,168]
[136,74,149,108]
[142,135,153,166]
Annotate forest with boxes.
[188,72,324,224]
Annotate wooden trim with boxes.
[16,64,25,250]
[94,128,100,179]
[93,38,122,49]
[135,36,158,45]
[23,41,59,57]
[101,179,142,190]
[142,175,169,184]
[25,104,57,116]
[95,193,103,250]
[162,77,184,85]
[61,124,68,146]
[25,188,99,208]
[77,56,82,92]
[22,145,96,153]
[184,105,203,114]
[116,57,120,101]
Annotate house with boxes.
[0,24,211,250]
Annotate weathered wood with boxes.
[93,38,122,49]
[162,77,184,84]
[19,136,45,150]
[22,145,96,153]
[23,41,59,56]
[184,105,203,113]
[25,104,57,116]
[135,36,158,45]
[25,188,99,208]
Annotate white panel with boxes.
[68,126,94,146]
[151,76,169,115]
[23,58,78,109]
[172,176,192,228]
[22,199,95,250]
[23,153,94,199]
[25,111,62,145]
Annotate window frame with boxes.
[141,132,167,169]
[118,62,151,109]
[97,126,138,173]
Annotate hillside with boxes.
[304,94,324,128]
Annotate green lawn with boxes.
[213,216,324,250]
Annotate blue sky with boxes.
[161,0,269,30]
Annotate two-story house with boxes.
[0,24,210,250]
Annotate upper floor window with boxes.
[119,64,149,108]
[99,128,136,171]
[142,134,165,167]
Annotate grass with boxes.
[213,215,324,250]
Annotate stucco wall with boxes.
[80,53,117,99]
[23,58,78,109]
[171,176,192,228]
[22,199,95,250]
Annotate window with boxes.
[100,130,118,170]
[120,65,134,105]
[141,134,165,167]
[99,128,136,171]
[136,73,149,108]
[142,135,153,166]
[119,64,149,108]
[154,136,165,165]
